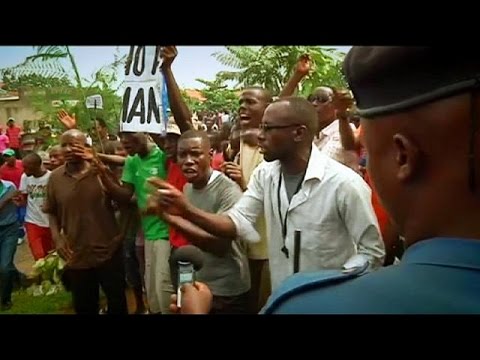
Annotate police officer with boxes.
[170,47,480,314]
[263,47,480,314]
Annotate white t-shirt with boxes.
[19,171,51,227]
[221,114,230,124]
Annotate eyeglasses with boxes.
[259,123,303,132]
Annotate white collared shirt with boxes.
[227,145,385,290]
[314,120,360,172]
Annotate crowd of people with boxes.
[0,46,477,314]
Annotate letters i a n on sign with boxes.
[120,46,167,134]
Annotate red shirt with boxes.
[364,172,389,237]
[357,125,368,160]
[211,151,224,171]
[6,126,21,149]
[0,160,23,188]
[357,126,390,238]
[167,159,190,248]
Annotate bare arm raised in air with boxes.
[279,54,312,98]
[161,46,193,133]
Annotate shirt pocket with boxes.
[300,220,339,254]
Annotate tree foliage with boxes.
[196,77,238,114]
[180,89,204,113]
[213,46,347,95]
[0,46,126,134]
[181,75,239,115]
[0,55,70,83]
[1,72,72,91]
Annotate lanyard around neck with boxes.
[277,170,306,259]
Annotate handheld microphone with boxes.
[171,245,204,308]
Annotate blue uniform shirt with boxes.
[262,238,480,314]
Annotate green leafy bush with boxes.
[27,252,65,297]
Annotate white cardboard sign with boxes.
[86,94,103,109]
[120,46,167,134]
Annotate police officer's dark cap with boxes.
[343,47,480,118]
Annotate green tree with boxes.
[213,46,347,96]
[29,46,84,90]
[0,46,83,90]
[195,77,239,114]
[0,46,126,133]
[180,76,239,116]
[180,89,205,113]
[0,50,71,86]
[1,72,72,91]
[24,68,123,133]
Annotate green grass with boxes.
[0,289,72,314]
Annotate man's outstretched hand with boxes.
[147,177,189,217]
[57,109,77,130]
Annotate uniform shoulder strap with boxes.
[262,262,369,314]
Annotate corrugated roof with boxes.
[184,89,206,102]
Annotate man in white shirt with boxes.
[310,87,360,172]
[17,152,53,260]
[149,97,385,291]
[221,111,230,125]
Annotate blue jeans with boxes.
[0,222,19,305]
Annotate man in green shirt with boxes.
[98,131,174,314]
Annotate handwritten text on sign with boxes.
[121,46,166,134]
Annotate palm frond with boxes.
[34,46,69,56]
[0,56,70,80]
[28,48,68,66]
[216,71,241,82]
[213,51,243,69]
[213,46,258,69]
